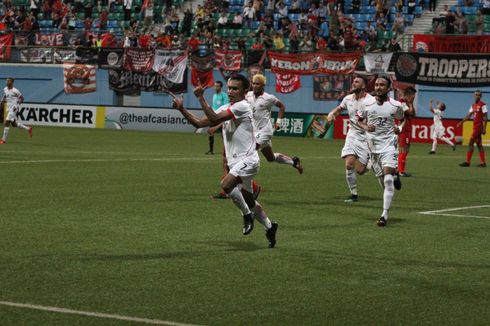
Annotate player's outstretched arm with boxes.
[274,100,286,129]
[327,104,344,123]
[171,94,210,128]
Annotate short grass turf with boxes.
[0,126,489,325]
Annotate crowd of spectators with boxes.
[3,0,481,54]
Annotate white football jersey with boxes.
[339,92,375,136]
[245,91,279,135]
[433,108,444,129]
[217,99,259,166]
[3,86,23,112]
[358,97,406,153]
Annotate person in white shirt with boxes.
[246,74,303,174]
[171,74,278,248]
[429,99,456,154]
[327,76,374,202]
[0,78,32,145]
[357,76,406,227]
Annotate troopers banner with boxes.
[395,52,490,87]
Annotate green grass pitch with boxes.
[0,126,489,325]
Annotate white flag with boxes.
[363,52,393,73]
[152,50,187,84]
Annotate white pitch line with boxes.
[0,301,203,326]
[419,205,490,219]
[0,157,214,164]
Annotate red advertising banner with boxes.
[413,34,490,53]
[123,48,155,73]
[268,51,361,75]
[0,33,14,60]
[275,73,301,94]
[333,115,462,144]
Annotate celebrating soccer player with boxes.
[171,75,278,248]
[357,76,407,227]
[0,77,33,144]
[327,75,374,202]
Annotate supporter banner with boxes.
[413,34,490,53]
[268,51,361,75]
[35,33,64,46]
[215,49,242,71]
[98,48,124,69]
[17,103,103,128]
[313,75,351,101]
[53,49,76,63]
[270,112,334,139]
[14,34,29,46]
[332,115,462,144]
[190,52,214,87]
[124,48,154,73]
[395,52,490,87]
[0,33,14,60]
[363,52,393,73]
[108,69,187,94]
[63,63,97,94]
[275,73,301,94]
[76,47,98,64]
[152,49,187,84]
[105,106,198,132]
[20,48,53,63]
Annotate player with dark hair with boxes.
[357,76,408,227]
[206,80,228,155]
[457,89,487,167]
[0,77,32,144]
[429,99,455,154]
[396,86,416,177]
[327,75,374,202]
[171,74,278,248]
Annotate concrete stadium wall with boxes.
[1,64,489,119]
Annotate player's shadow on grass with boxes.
[78,241,263,261]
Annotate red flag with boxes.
[215,49,242,71]
[275,73,301,94]
[191,69,214,88]
[0,33,14,60]
[190,53,214,87]
[63,63,96,93]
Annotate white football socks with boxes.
[228,187,251,216]
[382,174,395,220]
[346,169,358,196]
[274,153,293,166]
[252,202,272,229]
[2,127,9,141]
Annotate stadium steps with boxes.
[404,0,459,35]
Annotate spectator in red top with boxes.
[139,33,151,48]
[458,90,488,167]
[187,34,200,51]
[316,36,327,50]
[251,37,264,50]
[99,9,108,30]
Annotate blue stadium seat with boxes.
[405,14,414,25]
[414,6,423,15]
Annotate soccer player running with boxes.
[0,77,32,144]
[357,76,407,227]
[171,74,278,248]
[327,75,374,202]
[246,74,304,174]
[457,89,488,167]
[396,86,416,177]
[428,99,456,154]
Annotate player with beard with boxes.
[327,75,374,202]
[357,76,407,227]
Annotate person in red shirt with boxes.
[457,89,488,167]
[187,34,200,52]
[397,86,416,177]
